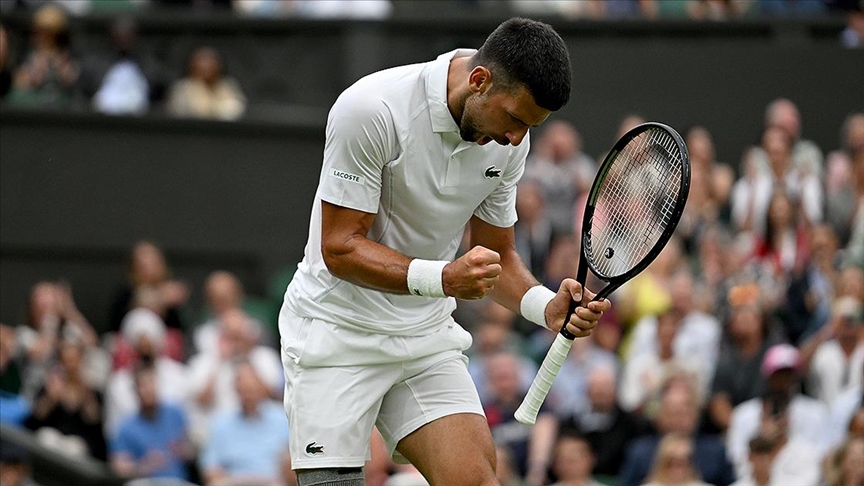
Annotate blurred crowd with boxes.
[0,0,862,120]
[1,2,863,486]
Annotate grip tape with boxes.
[514,333,574,425]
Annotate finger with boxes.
[574,306,604,323]
[483,263,502,278]
[559,278,583,303]
[564,323,594,338]
[587,298,612,313]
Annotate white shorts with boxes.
[279,303,484,470]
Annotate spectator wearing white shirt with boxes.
[104,308,188,437]
[726,344,831,479]
[801,297,864,407]
[186,308,282,446]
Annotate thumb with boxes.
[561,279,583,305]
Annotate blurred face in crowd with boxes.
[657,385,698,435]
[205,271,243,316]
[135,368,159,411]
[767,99,801,141]
[130,242,168,286]
[29,282,59,327]
[486,353,522,404]
[31,5,67,51]
[767,191,794,231]
[586,366,617,411]
[539,120,579,163]
[810,224,839,268]
[839,268,864,301]
[729,304,763,342]
[190,47,223,86]
[515,181,545,226]
[686,126,715,167]
[655,435,698,485]
[551,435,595,481]
[762,126,792,172]
[766,368,797,395]
[58,341,84,377]
[845,113,864,151]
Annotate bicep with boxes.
[321,201,377,260]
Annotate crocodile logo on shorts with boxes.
[484,166,502,179]
[305,442,325,455]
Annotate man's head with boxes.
[656,380,700,435]
[832,297,864,348]
[205,270,244,316]
[761,343,801,396]
[134,364,159,412]
[586,365,617,411]
[459,18,571,146]
[765,98,802,141]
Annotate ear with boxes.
[468,66,492,94]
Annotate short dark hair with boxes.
[474,17,572,111]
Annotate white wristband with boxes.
[407,259,449,298]
[521,285,556,330]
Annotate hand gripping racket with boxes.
[514,122,691,425]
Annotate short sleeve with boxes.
[317,89,398,214]
[473,135,530,227]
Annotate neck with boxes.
[446,57,471,127]
[140,404,157,419]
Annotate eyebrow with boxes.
[510,112,539,128]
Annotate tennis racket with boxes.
[514,122,690,425]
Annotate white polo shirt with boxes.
[285,49,531,336]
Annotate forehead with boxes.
[492,85,552,126]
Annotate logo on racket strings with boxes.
[605,247,614,259]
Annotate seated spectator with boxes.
[641,432,713,486]
[193,270,272,354]
[16,281,105,400]
[0,441,37,486]
[87,17,152,115]
[167,46,246,120]
[754,98,824,179]
[25,338,107,461]
[708,289,785,433]
[104,308,188,437]
[726,344,831,478]
[547,329,619,421]
[109,364,194,481]
[187,308,283,446]
[618,378,735,486]
[513,181,554,286]
[482,351,557,486]
[801,296,863,407]
[560,365,647,479]
[200,361,293,486]
[109,240,188,362]
[547,430,604,486]
[6,4,80,108]
[730,435,777,486]
[678,126,734,248]
[523,120,596,237]
[824,437,864,486]
[825,112,864,245]
[0,24,12,99]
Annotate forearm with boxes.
[323,233,414,294]
[489,246,541,314]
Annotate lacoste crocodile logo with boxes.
[484,166,502,179]
[305,442,325,455]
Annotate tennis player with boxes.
[280,18,610,486]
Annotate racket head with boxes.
[579,122,690,297]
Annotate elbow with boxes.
[321,239,353,280]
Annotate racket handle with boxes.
[514,333,574,425]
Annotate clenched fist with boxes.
[442,246,501,300]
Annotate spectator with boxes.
[85,17,152,115]
[560,365,647,479]
[547,329,619,422]
[726,343,831,478]
[482,351,557,486]
[730,435,777,486]
[200,361,293,486]
[0,24,12,99]
[193,270,272,355]
[615,236,683,337]
[513,181,554,285]
[618,378,735,486]
[708,285,786,432]
[841,3,864,48]
[641,432,713,486]
[16,281,103,401]
[799,224,844,340]
[0,442,38,486]
[496,445,530,486]
[824,437,864,486]
[0,323,29,427]
[547,430,605,486]
[731,126,823,237]
[25,338,107,461]
[167,46,246,120]
[104,308,188,437]
[759,98,824,178]
[825,113,864,245]
[6,4,80,108]
[827,362,862,451]
[619,308,705,415]
[109,364,194,481]
[524,120,595,236]
[187,308,283,446]
[801,296,864,407]
[109,241,188,361]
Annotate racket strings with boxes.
[588,128,684,278]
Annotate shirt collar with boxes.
[424,49,476,134]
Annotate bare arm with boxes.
[321,201,502,300]
[469,216,610,335]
